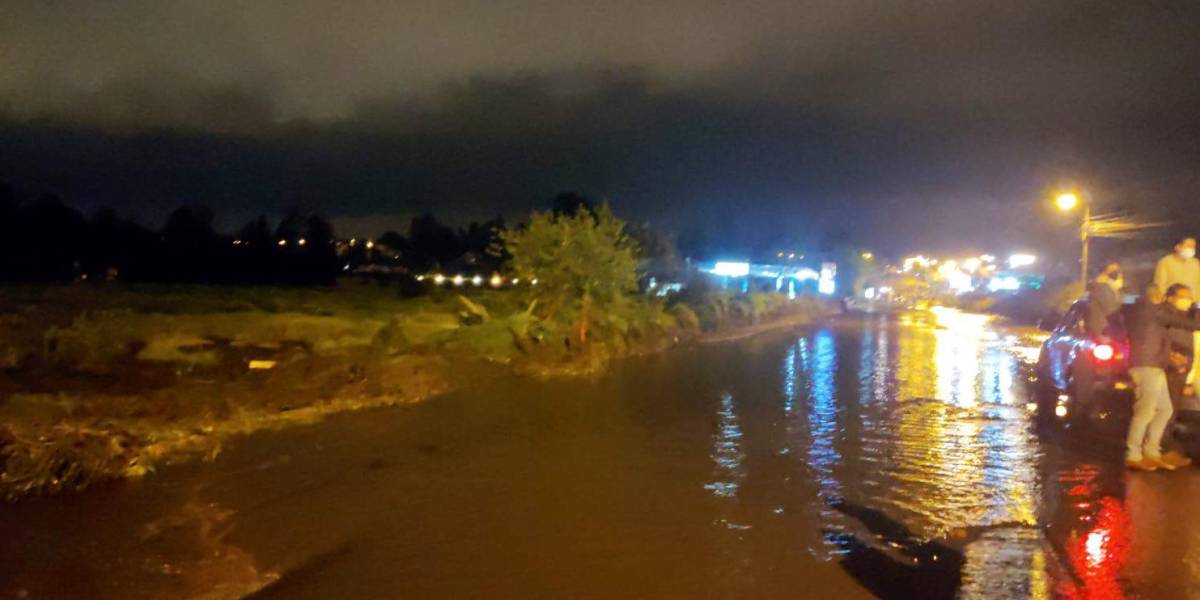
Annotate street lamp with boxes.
[1055,193,1079,211]
[1055,191,1091,286]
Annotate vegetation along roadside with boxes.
[0,205,837,500]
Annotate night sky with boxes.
[3,0,1199,257]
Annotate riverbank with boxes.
[0,285,836,500]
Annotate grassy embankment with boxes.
[0,284,833,499]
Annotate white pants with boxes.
[1128,367,1174,461]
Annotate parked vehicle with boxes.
[1034,299,1133,423]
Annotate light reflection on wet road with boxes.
[4,310,1200,598]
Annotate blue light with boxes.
[709,261,750,276]
[987,276,1021,292]
[818,263,837,295]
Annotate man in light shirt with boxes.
[1155,237,1200,294]
[1155,237,1200,392]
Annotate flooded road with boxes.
[4,309,1200,598]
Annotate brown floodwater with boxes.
[4,309,1200,598]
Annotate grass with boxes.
[0,283,834,499]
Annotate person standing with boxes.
[1125,284,1200,471]
[1086,261,1124,338]
[1154,238,1200,293]
[1161,284,1196,467]
[1155,238,1200,393]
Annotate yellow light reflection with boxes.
[889,307,1040,537]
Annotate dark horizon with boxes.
[3,1,1200,257]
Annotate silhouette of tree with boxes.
[299,215,339,285]
[405,214,462,272]
[677,227,710,261]
[238,216,274,247]
[275,210,306,244]
[0,182,17,279]
[234,216,276,283]
[13,194,89,281]
[461,216,506,272]
[86,208,154,280]
[162,205,220,282]
[378,230,407,255]
[265,211,341,284]
[550,191,596,217]
[0,182,15,221]
[629,222,684,282]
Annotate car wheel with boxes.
[1067,362,1098,426]
[1031,368,1061,424]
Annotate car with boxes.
[1034,298,1133,423]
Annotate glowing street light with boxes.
[1055,193,1079,211]
[1055,190,1091,286]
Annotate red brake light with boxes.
[1093,344,1115,361]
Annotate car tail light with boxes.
[1093,343,1115,361]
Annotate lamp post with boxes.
[1055,192,1090,287]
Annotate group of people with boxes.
[1088,237,1200,471]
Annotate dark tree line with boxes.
[0,185,345,284]
[0,182,508,285]
[0,183,685,288]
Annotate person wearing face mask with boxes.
[1160,284,1198,467]
[1155,238,1200,300]
[1125,284,1200,471]
[1085,261,1124,338]
[1156,238,1200,393]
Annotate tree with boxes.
[0,183,17,279]
[461,216,506,272]
[501,203,639,345]
[162,205,219,281]
[550,191,596,217]
[405,214,462,271]
[629,222,684,283]
[17,194,89,281]
[86,207,145,279]
[298,215,340,285]
[270,211,340,284]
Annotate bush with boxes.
[671,304,701,335]
[1,421,141,500]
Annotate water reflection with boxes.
[805,330,841,496]
[2,309,1191,599]
[784,309,1052,596]
[1062,495,1130,599]
[706,392,746,501]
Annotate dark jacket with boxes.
[1085,281,1122,337]
[1165,304,1197,356]
[1127,299,1200,368]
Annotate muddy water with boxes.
[3,310,1198,598]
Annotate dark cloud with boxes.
[1,1,1199,255]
